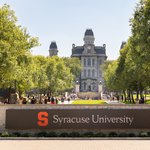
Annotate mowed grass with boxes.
[72,100,106,104]
[145,100,150,104]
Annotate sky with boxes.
[1,0,138,60]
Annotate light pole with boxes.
[99,81,102,100]
[75,80,80,93]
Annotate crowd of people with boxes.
[18,93,77,105]
[0,92,78,104]
[19,95,74,105]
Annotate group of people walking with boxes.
[20,95,71,105]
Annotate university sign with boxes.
[5,108,150,130]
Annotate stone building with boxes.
[71,29,107,92]
[49,41,58,56]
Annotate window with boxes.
[99,59,102,65]
[84,70,86,77]
[83,82,86,90]
[84,58,86,66]
[88,69,91,77]
[92,59,95,66]
[87,50,91,53]
[87,58,91,66]
[92,69,95,77]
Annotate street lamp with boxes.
[99,81,102,100]
[75,80,80,93]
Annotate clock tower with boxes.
[83,29,95,54]
[71,29,107,92]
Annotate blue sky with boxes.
[1,0,138,60]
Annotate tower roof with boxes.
[84,29,94,36]
[120,41,126,49]
[49,41,57,50]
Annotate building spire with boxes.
[49,41,58,56]
[83,29,95,45]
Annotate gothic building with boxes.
[49,41,58,56]
[71,29,107,92]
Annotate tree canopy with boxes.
[103,0,150,102]
[0,4,82,98]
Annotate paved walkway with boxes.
[104,100,124,104]
[0,140,150,150]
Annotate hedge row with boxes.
[0,131,150,137]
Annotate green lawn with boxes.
[145,100,150,104]
[72,100,106,104]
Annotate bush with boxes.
[59,132,69,137]
[69,132,80,137]
[1,132,9,137]
[139,132,148,137]
[119,132,128,137]
[11,132,21,137]
[83,132,94,137]
[147,132,150,137]
[94,132,106,137]
[128,133,136,137]
[21,133,32,137]
[109,132,118,137]
[36,132,47,137]
[47,132,58,137]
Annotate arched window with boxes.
[87,58,91,66]
[92,69,95,77]
[84,58,86,66]
[83,82,86,90]
[99,59,102,65]
[88,69,90,77]
[92,59,95,66]
[84,70,86,77]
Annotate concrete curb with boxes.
[0,137,150,140]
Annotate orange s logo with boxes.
[38,112,48,127]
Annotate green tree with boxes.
[0,4,39,99]
[63,57,82,80]
[46,56,74,96]
[104,0,150,102]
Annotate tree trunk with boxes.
[8,86,12,104]
[123,90,127,101]
[131,91,135,103]
[144,91,147,100]
[127,90,131,103]
[136,90,139,101]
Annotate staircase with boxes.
[77,92,101,100]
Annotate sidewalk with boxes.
[58,100,75,104]
[104,100,124,104]
[0,140,149,150]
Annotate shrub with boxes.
[21,133,32,137]
[83,132,94,137]
[1,132,9,137]
[11,132,21,137]
[36,132,47,137]
[109,132,118,137]
[47,132,58,137]
[119,132,128,137]
[128,133,136,137]
[59,132,69,137]
[139,132,148,137]
[147,132,150,137]
[69,132,80,137]
[95,132,106,137]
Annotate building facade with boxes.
[71,29,107,92]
